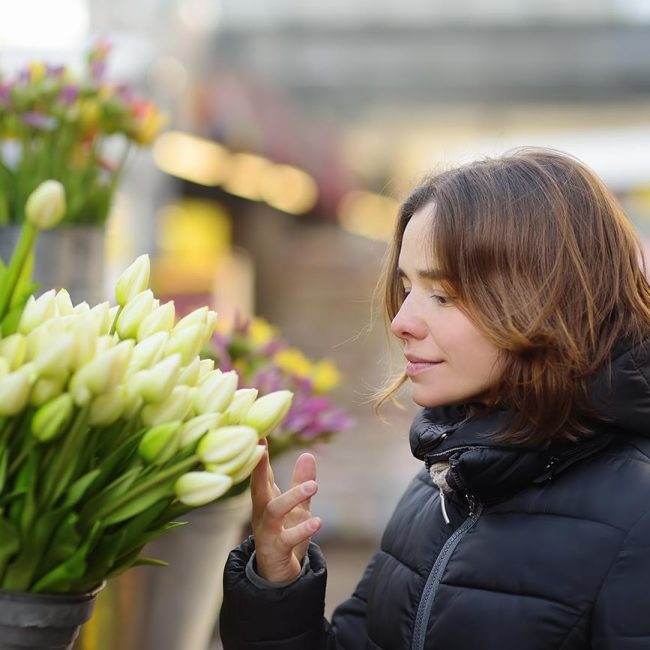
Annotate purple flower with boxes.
[22,112,57,130]
[46,65,66,78]
[90,60,107,82]
[0,83,11,105]
[59,84,79,104]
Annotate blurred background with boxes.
[3,0,650,647]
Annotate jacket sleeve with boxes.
[219,535,375,650]
[591,508,650,649]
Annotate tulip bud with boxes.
[179,412,222,448]
[95,334,117,356]
[229,444,266,485]
[30,376,66,407]
[222,388,258,425]
[122,387,143,419]
[54,289,74,316]
[88,389,126,427]
[137,301,175,341]
[194,370,238,415]
[243,390,293,438]
[25,328,44,362]
[164,323,203,365]
[0,334,26,370]
[116,290,155,339]
[198,425,257,469]
[0,365,36,416]
[115,255,150,307]
[32,332,74,379]
[68,316,100,370]
[129,331,169,372]
[108,305,119,330]
[197,358,214,381]
[72,301,91,315]
[129,353,181,404]
[141,385,195,427]
[174,306,208,333]
[175,471,233,507]
[32,393,74,442]
[138,421,181,464]
[24,180,66,230]
[18,290,57,335]
[70,340,134,405]
[177,357,201,387]
[89,302,111,335]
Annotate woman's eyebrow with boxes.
[397,267,446,280]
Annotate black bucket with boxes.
[0,585,103,650]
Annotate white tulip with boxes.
[175,471,233,507]
[115,255,150,307]
[24,180,66,230]
[18,290,57,334]
[194,370,238,415]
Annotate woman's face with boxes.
[390,206,503,408]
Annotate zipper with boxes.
[410,499,483,650]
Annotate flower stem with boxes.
[0,221,38,321]
[94,454,199,521]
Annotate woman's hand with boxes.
[250,439,322,583]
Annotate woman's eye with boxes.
[431,294,449,306]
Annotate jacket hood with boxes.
[409,338,650,504]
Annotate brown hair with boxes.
[375,148,650,446]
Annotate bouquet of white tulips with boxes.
[0,181,292,594]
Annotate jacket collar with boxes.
[408,338,650,504]
[409,406,614,504]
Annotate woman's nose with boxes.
[390,299,425,341]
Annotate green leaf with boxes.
[62,469,102,509]
[79,465,141,521]
[1,304,25,337]
[102,480,174,526]
[0,448,7,493]
[104,546,144,580]
[0,488,27,509]
[83,428,144,501]
[0,516,20,577]
[31,521,102,593]
[9,249,36,309]
[2,506,71,590]
[131,556,169,568]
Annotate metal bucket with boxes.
[0,585,103,650]
[0,225,106,306]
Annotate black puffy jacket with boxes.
[220,340,650,649]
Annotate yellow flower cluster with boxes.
[273,347,341,394]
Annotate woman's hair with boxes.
[375,147,650,446]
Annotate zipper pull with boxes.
[465,493,477,518]
[439,488,451,525]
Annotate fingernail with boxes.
[303,481,317,495]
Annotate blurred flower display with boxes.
[207,315,354,458]
[0,41,166,225]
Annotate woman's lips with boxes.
[405,360,444,377]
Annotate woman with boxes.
[220,148,650,649]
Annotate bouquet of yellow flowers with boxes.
[0,41,166,226]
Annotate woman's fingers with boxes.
[292,452,317,510]
[251,443,280,520]
[279,516,322,550]
[265,480,318,523]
